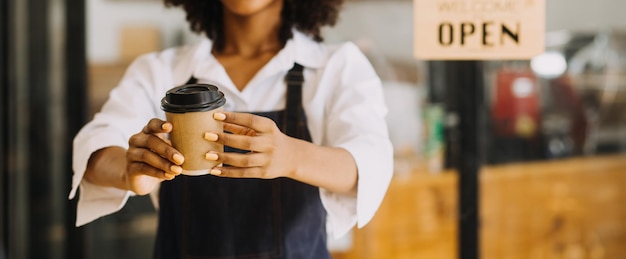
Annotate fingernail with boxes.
[205,152,218,161]
[213,112,226,121]
[204,132,218,141]
[210,169,222,175]
[162,123,172,131]
[173,154,184,165]
[165,172,176,179]
[170,165,183,174]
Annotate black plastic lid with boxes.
[161,84,226,113]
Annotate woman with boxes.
[70,0,393,258]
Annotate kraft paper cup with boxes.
[161,84,226,176]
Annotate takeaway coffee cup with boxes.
[161,84,226,175]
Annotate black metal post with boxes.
[454,61,484,259]
[1,0,87,258]
[5,0,30,257]
[0,0,8,255]
[27,0,53,255]
[64,0,87,258]
[428,60,484,259]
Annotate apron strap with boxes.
[185,76,198,85]
[283,63,304,137]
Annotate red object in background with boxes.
[492,69,541,138]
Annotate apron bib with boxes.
[154,64,329,259]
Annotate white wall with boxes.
[546,0,626,32]
[87,0,189,63]
[87,0,626,63]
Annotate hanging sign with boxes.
[414,0,545,60]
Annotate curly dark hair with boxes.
[164,0,344,51]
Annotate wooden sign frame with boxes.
[414,0,546,60]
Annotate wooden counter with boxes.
[333,154,626,259]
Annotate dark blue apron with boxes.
[154,64,330,259]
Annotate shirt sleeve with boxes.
[318,43,394,239]
[69,54,164,226]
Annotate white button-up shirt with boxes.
[70,30,393,239]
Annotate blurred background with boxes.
[2,0,626,258]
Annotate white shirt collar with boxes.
[177,30,326,85]
[285,29,327,69]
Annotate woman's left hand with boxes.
[203,111,300,179]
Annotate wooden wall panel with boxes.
[333,172,458,259]
[480,155,626,259]
[332,155,626,259]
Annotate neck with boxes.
[218,1,283,58]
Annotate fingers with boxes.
[223,122,256,136]
[143,118,172,134]
[209,166,266,179]
[205,151,267,168]
[206,112,287,179]
[128,161,178,180]
[204,151,275,179]
[214,112,275,133]
[143,118,173,144]
[130,130,184,165]
[204,131,273,153]
[204,151,266,178]
[127,147,183,178]
[125,118,184,181]
[206,112,280,152]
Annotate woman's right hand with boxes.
[125,118,184,195]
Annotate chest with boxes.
[215,52,276,91]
